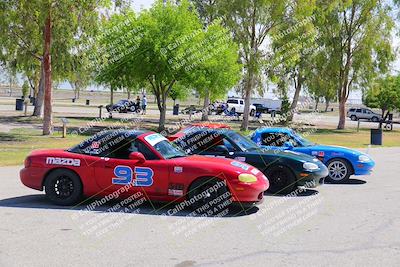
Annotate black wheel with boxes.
[326,158,351,183]
[265,165,296,195]
[188,178,231,215]
[350,115,357,121]
[129,105,136,112]
[230,107,236,113]
[250,109,255,116]
[371,116,379,122]
[44,169,83,206]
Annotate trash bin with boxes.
[271,110,276,118]
[15,98,24,111]
[370,128,382,145]
[173,104,179,115]
[86,99,90,105]
[72,98,76,103]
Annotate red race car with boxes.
[20,130,268,211]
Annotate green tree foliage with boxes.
[95,0,239,131]
[184,20,241,121]
[0,0,109,135]
[270,0,317,122]
[314,0,395,129]
[22,80,30,98]
[365,76,400,128]
[217,0,286,131]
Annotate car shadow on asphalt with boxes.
[264,188,319,197]
[324,178,367,185]
[0,194,259,218]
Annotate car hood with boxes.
[257,147,318,162]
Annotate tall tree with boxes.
[217,0,286,131]
[186,20,241,121]
[270,0,317,122]
[0,0,108,135]
[315,0,395,129]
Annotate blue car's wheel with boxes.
[326,159,351,183]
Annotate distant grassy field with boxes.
[0,128,87,166]
[305,128,400,148]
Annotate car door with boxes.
[92,136,170,197]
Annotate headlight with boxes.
[238,173,258,183]
[358,155,371,162]
[303,162,319,171]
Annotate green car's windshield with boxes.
[226,131,259,152]
[291,131,315,147]
[144,133,186,159]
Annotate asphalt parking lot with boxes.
[1,147,400,267]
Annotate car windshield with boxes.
[291,131,315,146]
[226,131,259,152]
[117,100,128,105]
[144,133,186,159]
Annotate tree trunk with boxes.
[33,60,45,117]
[337,98,346,129]
[110,87,114,105]
[158,92,167,132]
[201,90,210,121]
[287,78,302,122]
[324,98,330,112]
[9,76,12,96]
[315,98,319,110]
[42,12,52,135]
[240,74,253,131]
[127,89,131,100]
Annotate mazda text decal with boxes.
[46,157,81,166]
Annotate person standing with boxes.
[142,95,147,115]
[135,95,141,112]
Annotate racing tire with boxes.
[129,106,136,112]
[44,169,83,206]
[350,115,357,121]
[188,178,232,216]
[230,107,236,113]
[326,158,351,183]
[250,109,255,117]
[371,116,379,122]
[265,165,296,195]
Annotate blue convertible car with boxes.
[251,128,375,183]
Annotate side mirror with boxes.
[283,141,294,150]
[129,152,146,163]
[214,145,229,154]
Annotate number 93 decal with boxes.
[112,165,154,187]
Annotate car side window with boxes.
[261,133,297,147]
[101,137,158,160]
[135,141,159,160]
[356,109,361,112]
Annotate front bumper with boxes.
[353,160,375,175]
[296,168,328,188]
[228,180,268,204]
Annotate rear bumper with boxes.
[20,167,45,191]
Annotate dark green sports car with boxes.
[169,128,328,194]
